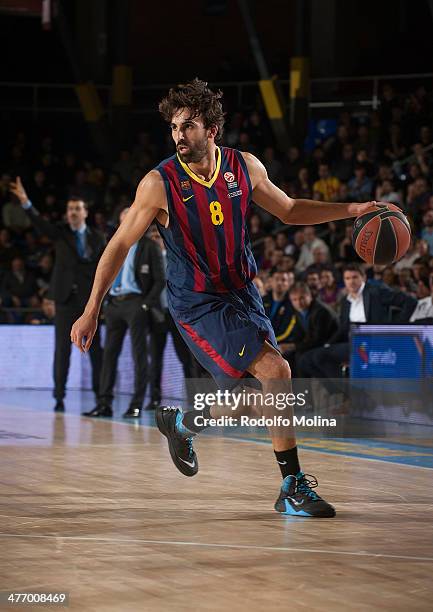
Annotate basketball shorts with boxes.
[167,280,278,383]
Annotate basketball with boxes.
[352,203,411,265]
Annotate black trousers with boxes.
[298,342,350,395]
[149,310,199,403]
[98,295,149,409]
[54,294,103,400]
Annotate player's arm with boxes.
[241,152,376,224]
[70,170,166,352]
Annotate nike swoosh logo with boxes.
[182,195,194,202]
[238,345,246,357]
[179,457,196,468]
[289,497,304,506]
[277,460,287,465]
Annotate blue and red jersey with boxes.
[155,146,257,293]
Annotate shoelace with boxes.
[296,473,320,501]
[185,437,194,458]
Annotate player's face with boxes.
[170,108,212,163]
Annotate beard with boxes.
[177,138,208,163]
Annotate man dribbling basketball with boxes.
[71,79,377,517]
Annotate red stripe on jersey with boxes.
[191,180,226,292]
[179,321,244,378]
[238,160,251,278]
[214,175,245,289]
[164,162,206,292]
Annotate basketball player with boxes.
[71,79,376,517]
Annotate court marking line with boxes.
[2,402,433,470]
[0,533,432,562]
[221,435,433,470]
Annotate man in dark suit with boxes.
[298,263,417,382]
[10,177,105,411]
[283,282,338,376]
[83,207,165,419]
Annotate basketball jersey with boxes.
[155,146,257,293]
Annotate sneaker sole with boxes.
[155,408,198,477]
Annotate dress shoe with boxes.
[122,406,142,418]
[54,400,65,412]
[82,405,113,417]
[145,399,160,411]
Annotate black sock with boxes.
[274,447,301,479]
[182,406,212,434]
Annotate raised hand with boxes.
[9,176,29,205]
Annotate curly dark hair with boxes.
[158,78,225,143]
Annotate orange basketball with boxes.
[352,203,411,265]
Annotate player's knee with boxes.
[271,356,291,380]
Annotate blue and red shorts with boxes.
[167,280,278,383]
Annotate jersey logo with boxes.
[238,345,246,357]
[182,195,194,203]
[224,171,235,183]
[180,180,191,190]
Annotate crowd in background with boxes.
[1,82,433,330]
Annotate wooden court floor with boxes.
[0,391,432,612]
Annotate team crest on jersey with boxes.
[224,172,235,183]
[180,180,191,190]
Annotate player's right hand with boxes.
[70,313,98,353]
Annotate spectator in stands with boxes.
[421,210,433,254]
[0,228,19,272]
[295,226,330,272]
[322,221,344,260]
[382,266,399,290]
[394,238,419,272]
[263,146,282,183]
[338,224,358,263]
[286,228,304,261]
[2,197,31,234]
[28,297,55,325]
[416,275,431,300]
[319,268,343,310]
[313,163,340,202]
[332,143,355,182]
[298,264,417,384]
[305,270,322,298]
[407,177,431,225]
[1,256,39,311]
[410,271,433,322]
[348,163,373,202]
[282,282,337,375]
[293,167,312,199]
[284,146,304,182]
[263,271,296,350]
[10,177,105,412]
[0,173,11,208]
[305,246,329,275]
[375,179,401,206]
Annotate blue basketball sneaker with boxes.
[155,407,198,477]
[274,472,336,517]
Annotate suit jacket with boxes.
[330,282,417,344]
[132,236,165,309]
[291,299,338,354]
[25,206,106,304]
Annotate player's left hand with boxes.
[348,201,378,218]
